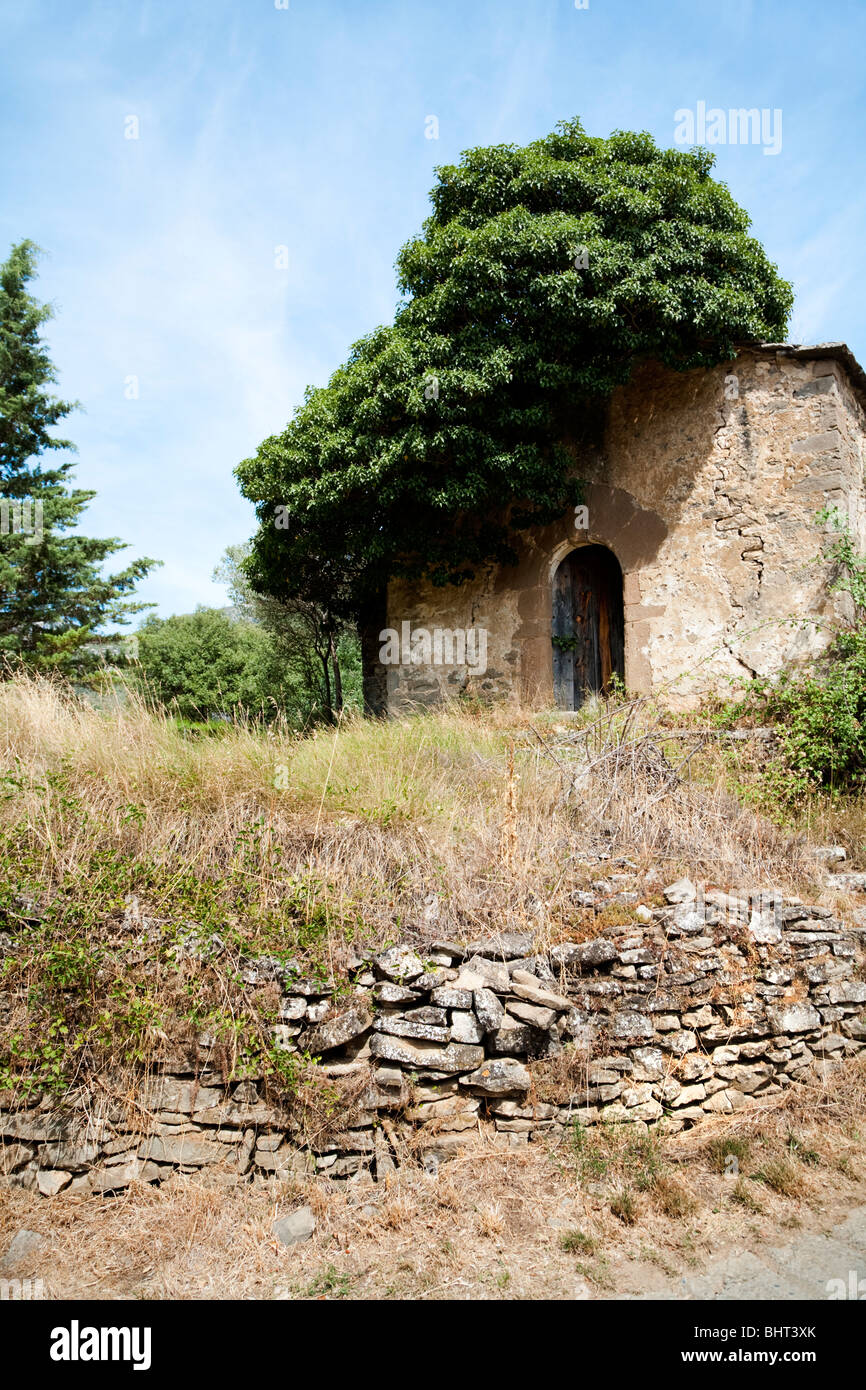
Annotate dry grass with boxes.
[1,671,854,1100]
[0,672,835,956]
[2,1059,864,1301]
[651,1174,698,1219]
[2,674,864,1298]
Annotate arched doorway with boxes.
[552,545,625,709]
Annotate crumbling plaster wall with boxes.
[382,347,866,711]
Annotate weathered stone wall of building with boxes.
[382,346,866,711]
[3,881,864,1196]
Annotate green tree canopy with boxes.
[237,119,792,610]
[135,607,290,720]
[0,240,159,671]
[213,542,362,720]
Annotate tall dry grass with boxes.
[0,671,829,947]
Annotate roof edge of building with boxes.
[751,340,866,408]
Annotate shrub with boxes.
[719,512,866,800]
[135,607,295,721]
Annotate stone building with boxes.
[364,343,866,714]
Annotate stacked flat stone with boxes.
[2,883,864,1195]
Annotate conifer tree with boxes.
[0,241,158,670]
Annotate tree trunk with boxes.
[320,649,333,723]
[329,632,343,713]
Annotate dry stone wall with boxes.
[2,879,864,1197]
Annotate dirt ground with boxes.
[3,1079,865,1302]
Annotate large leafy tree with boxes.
[237,120,793,611]
[0,240,158,671]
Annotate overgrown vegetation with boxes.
[0,669,828,1101]
[132,601,362,728]
[0,833,349,1104]
[0,667,864,1302]
[714,510,866,803]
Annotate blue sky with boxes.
[2,0,865,621]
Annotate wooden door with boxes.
[552,546,624,709]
